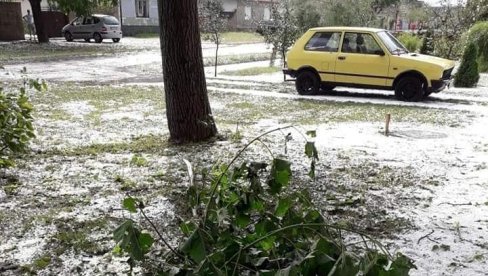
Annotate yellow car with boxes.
[283,27,455,101]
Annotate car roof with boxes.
[309,27,385,33]
[92,14,114,18]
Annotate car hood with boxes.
[396,53,455,69]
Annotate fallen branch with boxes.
[417,230,435,244]
[438,202,472,206]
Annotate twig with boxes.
[438,202,472,206]
[417,230,435,244]
[139,207,185,260]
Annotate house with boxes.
[118,0,278,35]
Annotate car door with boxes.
[303,31,342,83]
[335,32,390,86]
[80,16,94,39]
[70,17,84,38]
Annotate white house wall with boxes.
[120,0,158,26]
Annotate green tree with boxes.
[199,0,227,77]
[466,21,488,72]
[454,42,480,87]
[260,0,299,66]
[157,0,218,142]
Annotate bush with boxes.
[113,128,416,275]
[454,42,480,87]
[419,30,434,55]
[466,21,488,72]
[397,33,422,52]
[0,69,45,168]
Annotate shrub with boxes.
[454,42,480,87]
[113,128,416,275]
[466,21,488,72]
[419,30,434,55]
[0,68,45,168]
[397,33,422,52]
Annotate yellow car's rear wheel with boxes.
[296,70,319,95]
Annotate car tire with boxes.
[320,83,336,92]
[112,38,120,43]
[296,70,320,95]
[423,91,433,98]
[64,32,73,42]
[84,38,91,42]
[394,76,424,102]
[93,33,103,43]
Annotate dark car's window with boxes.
[103,16,120,25]
[83,17,93,25]
[94,17,100,24]
[341,32,383,55]
[305,32,341,52]
[72,17,83,26]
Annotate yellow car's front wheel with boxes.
[394,76,424,102]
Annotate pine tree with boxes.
[454,42,480,87]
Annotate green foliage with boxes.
[419,30,434,55]
[199,0,227,77]
[0,70,45,168]
[259,0,300,64]
[48,0,118,16]
[466,21,488,72]
[113,128,416,275]
[397,33,422,53]
[294,5,321,33]
[454,42,480,88]
[130,154,148,167]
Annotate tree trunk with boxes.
[214,37,219,77]
[29,0,49,43]
[157,0,218,143]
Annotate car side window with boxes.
[94,17,100,24]
[342,33,383,55]
[83,17,93,25]
[305,32,341,52]
[72,17,83,26]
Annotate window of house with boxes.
[244,6,252,21]
[263,7,270,21]
[304,32,342,52]
[135,0,149,18]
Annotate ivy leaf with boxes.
[306,130,317,138]
[181,230,207,263]
[267,158,291,194]
[138,233,154,254]
[305,142,319,160]
[275,198,292,218]
[122,197,138,213]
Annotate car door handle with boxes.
[338,56,346,60]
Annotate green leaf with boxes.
[235,213,250,228]
[306,130,317,138]
[305,142,319,159]
[138,232,154,253]
[180,221,197,236]
[122,197,138,213]
[267,158,291,194]
[275,198,292,218]
[181,230,207,263]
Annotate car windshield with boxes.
[377,31,408,54]
[103,16,120,25]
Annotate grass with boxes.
[0,41,133,65]
[202,32,264,44]
[221,66,281,76]
[203,53,271,67]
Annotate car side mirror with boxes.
[374,50,385,56]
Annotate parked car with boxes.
[283,27,455,101]
[62,14,122,43]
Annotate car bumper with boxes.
[283,68,296,78]
[430,78,451,93]
[100,31,122,39]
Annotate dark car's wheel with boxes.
[394,76,424,102]
[64,32,73,42]
[296,70,320,95]
[84,38,91,42]
[112,38,120,43]
[320,83,336,92]
[93,33,103,43]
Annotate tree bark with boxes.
[29,0,49,43]
[157,0,217,143]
